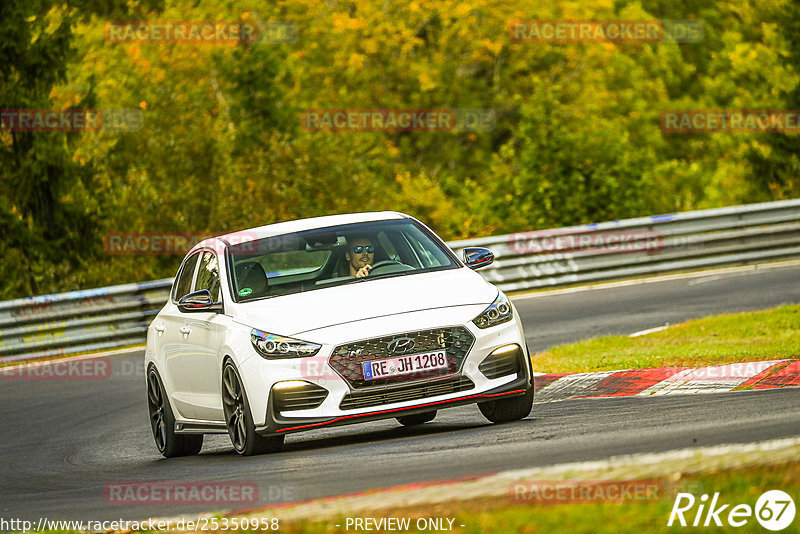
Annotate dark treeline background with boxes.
[1,0,798,299]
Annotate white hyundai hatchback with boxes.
[145,212,533,456]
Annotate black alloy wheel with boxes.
[222,362,284,455]
[147,367,203,457]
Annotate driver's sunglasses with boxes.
[351,245,375,254]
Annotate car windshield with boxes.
[227,219,459,301]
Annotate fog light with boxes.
[273,380,312,390]
[479,344,523,379]
[272,380,328,411]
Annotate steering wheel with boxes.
[368,259,408,275]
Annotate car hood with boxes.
[231,268,497,337]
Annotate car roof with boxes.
[193,211,410,252]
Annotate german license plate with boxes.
[362,350,448,380]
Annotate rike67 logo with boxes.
[668,490,796,531]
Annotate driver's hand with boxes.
[355,265,372,278]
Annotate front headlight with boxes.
[250,329,321,358]
[472,292,513,329]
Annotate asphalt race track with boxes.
[1,263,799,521]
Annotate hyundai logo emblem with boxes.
[387,337,416,354]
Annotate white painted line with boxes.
[629,324,670,337]
[687,270,765,286]
[688,274,721,285]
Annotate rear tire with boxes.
[396,410,437,426]
[147,367,203,457]
[222,362,285,456]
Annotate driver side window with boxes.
[173,253,200,302]
[195,251,221,302]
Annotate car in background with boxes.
[145,212,533,456]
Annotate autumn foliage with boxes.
[1,0,799,298]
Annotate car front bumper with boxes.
[239,304,531,432]
[256,372,532,435]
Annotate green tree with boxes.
[746,0,800,200]
[0,1,97,298]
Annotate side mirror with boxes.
[463,247,494,270]
[178,289,223,313]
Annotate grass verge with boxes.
[24,461,800,533]
[252,462,800,534]
[533,304,800,373]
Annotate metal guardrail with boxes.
[2,199,799,362]
[450,198,800,292]
[0,280,172,363]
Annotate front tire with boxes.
[478,388,533,423]
[147,368,203,457]
[396,410,437,426]
[479,344,535,423]
[222,362,285,456]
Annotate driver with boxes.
[346,236,375,278]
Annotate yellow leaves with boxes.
[128,44,141,60]
[71,150,89,165]
[453,4,472,16]
[361,38,380,55]
[150,68,165,83]
[751,140,772,158]
[482,39,502,55]
[332,13,366,31]
[348,53,366,69]
[418,72,437,91]
[385,140,399,156]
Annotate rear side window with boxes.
[173,253,199,301]
[195,251,221,301]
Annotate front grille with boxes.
[329,326,475,388]
[340,376,474,410]
[479,345,523,379]
[273,382,328,411]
